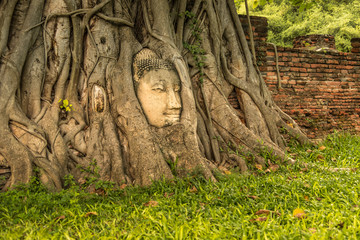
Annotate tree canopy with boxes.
[235,0,360,52]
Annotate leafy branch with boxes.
[58,99,74,112]
[182,11,206,83]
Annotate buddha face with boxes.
[136,69,182,128]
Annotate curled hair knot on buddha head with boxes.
[132,48,175,85]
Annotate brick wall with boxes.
[231,15,360,139]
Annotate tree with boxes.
[0,0,310,191]
[235,0,360,52]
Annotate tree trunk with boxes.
[0,0,310,191]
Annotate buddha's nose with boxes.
[168,89,181,110]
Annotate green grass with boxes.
[1,132,360,239]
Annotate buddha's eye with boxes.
[152,84,165,92]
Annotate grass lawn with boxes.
[1,132,360,239]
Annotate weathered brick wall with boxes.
[231,15,360,139]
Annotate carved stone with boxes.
[133,49,182,128]
[92,84,106,113]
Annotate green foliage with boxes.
[1,132,360,238]
[166,157,180,176]
[235,0,360,52]
[63,174,77,189]
[78,159,115,193]
[58,99,74,112]
[182,10,206,83]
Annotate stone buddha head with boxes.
[133,49,182,128]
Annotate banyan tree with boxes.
[0,0,310,191]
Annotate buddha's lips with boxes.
[165,115,180,118]
[164,113,180,121]
[164,111,181,116]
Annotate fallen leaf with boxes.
[120,184,127,189]
[164,192,174,198]
[304,196,309,201]
[189,186,198,193]
[301,167,308,172]
[247,195,259,200]
[304,183,310,188]
[250,217,267,222]
[274,211,281,216]
[319,146,326,150]
[287,123,294,128]
[287,176,298,180]
[255,164,263,171]
[295,212,306,219]
[293,208,306,219]
[308,228,317,234]
[85,212,98,217]
[255,209,271,215]
[316,197,322,201]
[78,178,86,185]
[270,164,279,172]
[224,170,232,175]
[306,149,312,153]
[317,154,324,161]
[196,202,206,211]
[144,200,158,207]
[94,188,105,196]
[265,169,271,173]
[55,215,65,220]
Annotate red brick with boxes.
[290,67,300,72]
[344,65,354,70]
[327,59,339,64]
[288,80,296,84]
